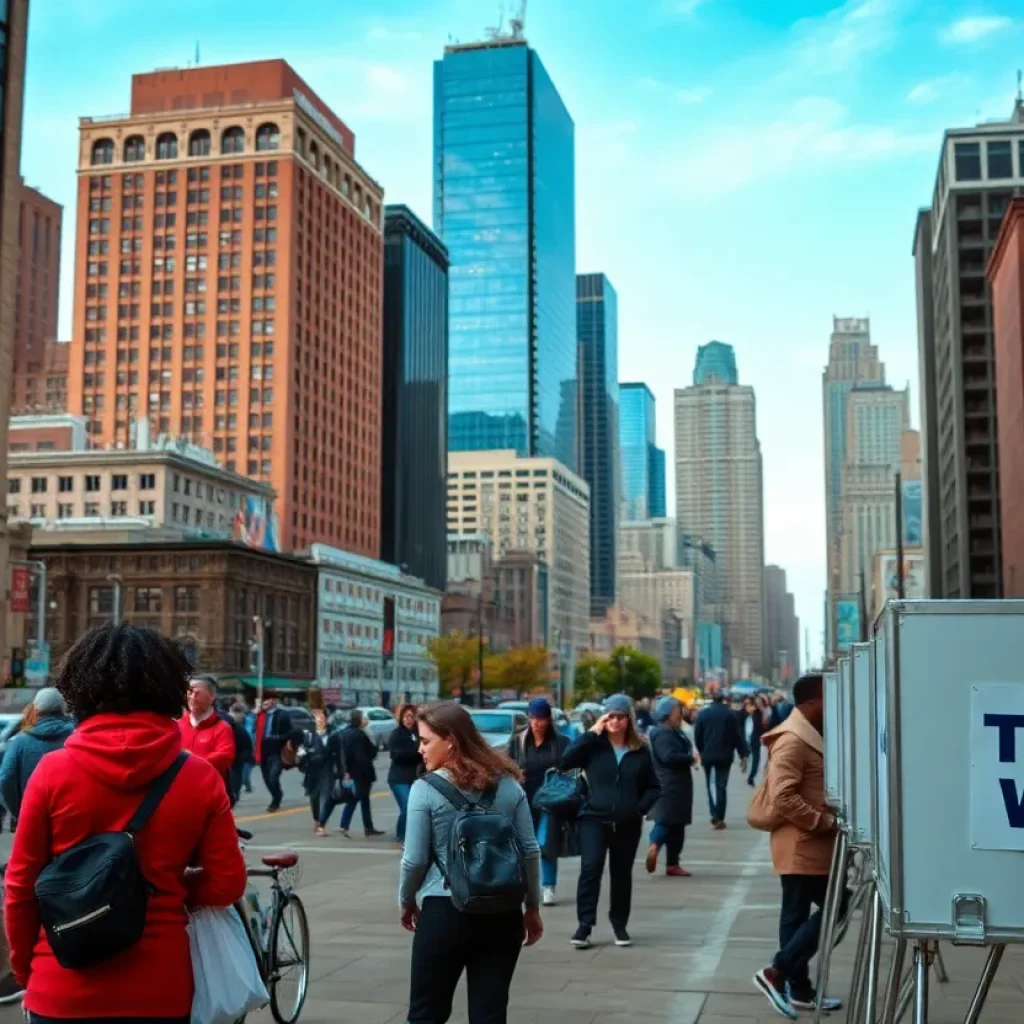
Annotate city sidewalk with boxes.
[233,773,1024,1023]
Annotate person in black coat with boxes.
[338,710,385,837]
[742,697,770,786]
[507,698,571,906]
[560,693,661,949]
[225,703,255,809]
[388,704,422,844]
[645,697,695,877]
[694,692,748,828]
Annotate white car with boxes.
[358,707,398,750]
[0,713,21,758]
[469,709,528,750]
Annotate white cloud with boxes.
[787,0,901,76]
[906,74,968,104]
[939,15,1012,44]
[669,96,933,196]
[676,86,712,104]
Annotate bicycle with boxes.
[234,828,311,1024]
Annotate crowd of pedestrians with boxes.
[0,617,835,1024]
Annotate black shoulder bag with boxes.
[34,751,188,969]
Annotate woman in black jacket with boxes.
[338,710,385,837]
[560,693,660,949]
[507,698,571,906]
[388,703,422,844]
[645,697,695,877]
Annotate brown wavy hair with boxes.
[394,702,417,725]
[416,702,522,791]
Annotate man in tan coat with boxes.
[752,674,845,1018]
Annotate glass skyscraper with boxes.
[694,341,739,385]
[577,273,619,616]
[434,39,577,472]
[619,382,665,521]
[381,205,449,592]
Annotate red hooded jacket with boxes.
[178,710,235,778]
[4,712,247,1019]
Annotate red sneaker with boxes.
[666,866,691,877]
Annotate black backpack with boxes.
[294,729,327,775]
[34,751,188,970]
[422,773,527,915]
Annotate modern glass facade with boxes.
[620,382,665,521]
[434,40,577,471]
[694,341,738,385]
[381,205,449,592]
[577,273,619,616]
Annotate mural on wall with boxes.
[233,497,280,552]
[902,479,922,547]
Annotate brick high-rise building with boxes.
[69,60,384,555]
[0,1,32,685]
[12,185,63,414]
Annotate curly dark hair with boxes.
[55,624,191,722]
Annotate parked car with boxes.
[498,700,570,733]
[468,709,528,750]
[358,706,398,750]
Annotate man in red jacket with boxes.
[178,679,235,780]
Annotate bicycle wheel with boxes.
[268,893,310,1024]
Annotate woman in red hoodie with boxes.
[4,624,248,1023]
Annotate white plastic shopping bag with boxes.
[188,906,269,1024]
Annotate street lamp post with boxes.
[106,574,123,625]
[553,627,562,709]
[476,586,485,709]
[251,615,265,708]
[617,653,629,690]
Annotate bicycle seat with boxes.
[261,851,299,869]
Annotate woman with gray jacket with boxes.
[399,702,543,1023]
[0,688,73,820]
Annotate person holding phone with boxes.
[559,694,660,950]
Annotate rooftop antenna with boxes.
[485,4,505,39]
[1018,69,1023,102]
[509,0,527,37]
[195,40,200,66]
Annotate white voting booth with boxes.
[849,642,873,847]
[823,668,842,811]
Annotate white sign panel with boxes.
[970,683,1024,851]
[874,634,891,884]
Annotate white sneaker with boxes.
[542,886,557,906]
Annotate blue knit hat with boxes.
[654,696,681,722]
[527,697,552,719]
[604,694,632,716]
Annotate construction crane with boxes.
[509,0,527,38]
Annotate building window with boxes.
[111,474,128,490]
[188,129,211,157]
[4,479,17,494]
[256,122,280,151]
[91,138,115,166]
[139,500,155,515]
[89,588,114,615]
[58,476,73,492]
[110,501,128,517]
[987,140,1013,180]
[156,132,178,160]
[124,135,146,162]
[221,126,245,155]
[174,586,200,613]
[139,473,156,489]
[57,503,73,519]
[30,477,47,494]
[954,142,981,182]
[84,501,100,517]
[85,474,101,492]
[134,587,163,613]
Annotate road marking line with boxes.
[691,833,770,978]
[235,788,391,824]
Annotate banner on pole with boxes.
[10,567,30,614]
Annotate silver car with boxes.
[468,709,528,750]
[358,706,398,750]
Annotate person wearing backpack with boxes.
[4,624,247,1023]
[399,701,543,1023]
[560,693,661,950]
[506,697,570,907]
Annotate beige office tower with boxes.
[674,344,765,678]
[822,317,885,653]
[446,450,590,656]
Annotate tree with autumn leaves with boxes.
[573,646,662,701]
[427,633,551,699]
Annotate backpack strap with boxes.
[125,752,188,836]
[422,772,472,810]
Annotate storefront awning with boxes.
[220,676,314,693]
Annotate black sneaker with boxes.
[613,926,632,947]
[787,984,842,1013]
[570,926,592,949]
[754,967,798,1020]
[0,975,24,1005]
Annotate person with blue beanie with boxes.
[645,697,696,877]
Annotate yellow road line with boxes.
[234,788,390,824]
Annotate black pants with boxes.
[663,824,686,867]
[748,742,761,784]
[704,761,731,822]
[261,756,284,808]
[774,874,851,994]
[307,765,335,826]
[576,818,642,931]
[408,896,523,1023]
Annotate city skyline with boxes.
[23,0,1024,662]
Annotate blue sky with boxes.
[23,0,1023,665]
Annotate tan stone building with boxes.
[446,450,590,654]
[0,2,32,686]
[30,538,316,685]
[7,433,274,540]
